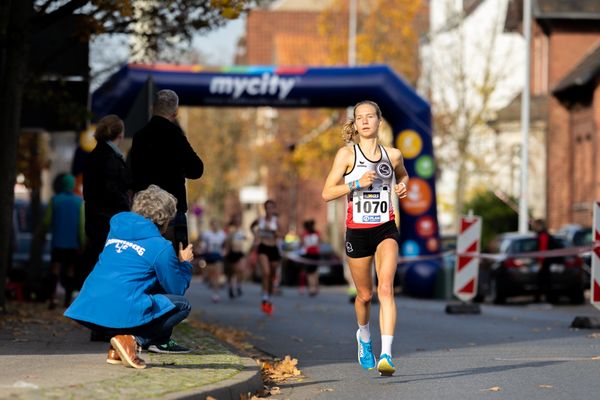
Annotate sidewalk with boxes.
[0,301,263,400]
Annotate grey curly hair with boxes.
[153,89,179,117]
[131,185,177,231]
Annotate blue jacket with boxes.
[65,212,192,328]
[44,192,84,249]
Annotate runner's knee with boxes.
[377,282,394,301]
[355,289,373,304]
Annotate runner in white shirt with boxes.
[322,100,408,376]
[200,219,226,302]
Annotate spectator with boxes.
[43,173,84,309]
[83,114,130,280]
[64,185,194,369]
[532,218,558,302]
[129,89,204,251]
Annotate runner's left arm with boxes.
[388,147,409,199]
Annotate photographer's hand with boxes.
[178,243,194,263]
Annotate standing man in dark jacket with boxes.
[129,89,204,250]
[83,115,131,280]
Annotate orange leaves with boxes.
[260,355,302,384]
[186,319,253,351]
[318,0,422,83]
[210,0,243,19]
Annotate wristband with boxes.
[348,182,353,192]
[355,180,361,189]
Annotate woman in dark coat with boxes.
[82,115,130,282]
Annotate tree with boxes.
[420,0,523,229]
[185,107,254,219]
[298,0,424,171]
[0,0,269,311]
[318,0,421,84]
[462,189,518,251]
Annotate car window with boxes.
[319,243,333,254]
[498,238,512,253]
[573,229,592,246]
[509,238,539,254]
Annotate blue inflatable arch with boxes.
[92,64,441,294]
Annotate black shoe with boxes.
[237,287,243,297]
[228,287,235,299]
[148,339,191,354]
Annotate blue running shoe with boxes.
[356,330,376,370]
[377,354,395,376]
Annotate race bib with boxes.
[352,189,390,224]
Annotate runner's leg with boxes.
[348,256,374,327]
[374,238,398,375]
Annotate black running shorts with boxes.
[345,221,399,258]
[257,243,281,262]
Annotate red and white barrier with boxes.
[453,214,482,302]
[592,202,600,311]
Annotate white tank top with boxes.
[344,144,395,229]
[256,216,278,240]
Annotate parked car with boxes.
[478,232,586,305]
[280,243,346,286]
[556,224,592,280]
[9,198,52,300]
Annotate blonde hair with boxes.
[132,185,177,231]
[94,114,124,141]
[341,100,382,143]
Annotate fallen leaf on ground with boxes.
[481,386,501,392]
[591,356,600,360]
[538,384,553,389]
[260,355,302,384]
[186,320,252,351]
[587,333,600,339]
[320,388,334,392]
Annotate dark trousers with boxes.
[78,294,191,348]
[165,211,188,252]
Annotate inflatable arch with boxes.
[92,64,442,296]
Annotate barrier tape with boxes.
[282,242,597,267]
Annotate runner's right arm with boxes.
[322,147,375,202]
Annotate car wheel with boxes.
[569,290,585,305]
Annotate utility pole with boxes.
[348,0,357,67]
[519,0,531,233]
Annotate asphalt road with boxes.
[187,278,600,400]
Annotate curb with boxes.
[166,356,263,400]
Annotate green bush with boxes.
[462,191,518,251]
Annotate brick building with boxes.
[238,0,429,240]
[504,0,600,229]
[237,0,343,238]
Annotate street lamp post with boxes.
[519,0,531,233]
[348,0,357,67]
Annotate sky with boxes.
[90,17,246,90]
[192,18,246,66]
